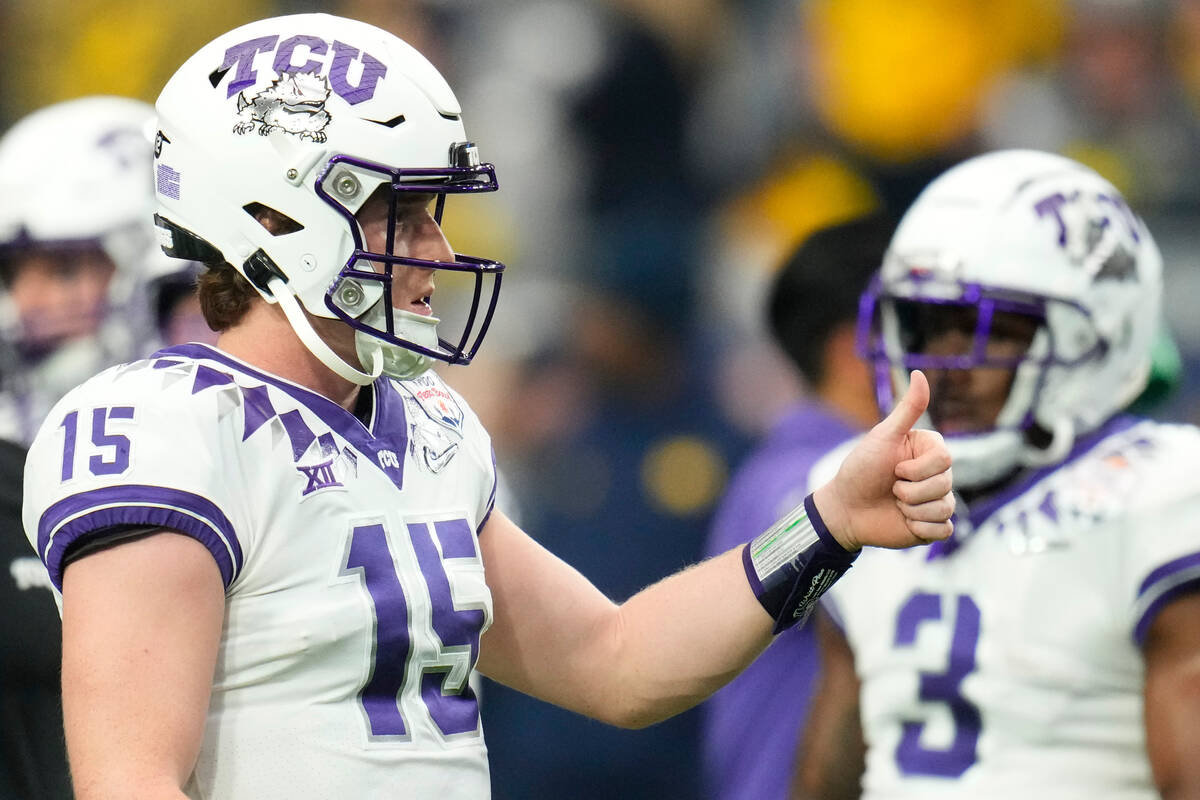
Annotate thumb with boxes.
[876,369,930,437]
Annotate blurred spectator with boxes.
[0,0,269,127]
[701,214,894,800]
[479,291,747,800]
[459,11,745,797]
[983,0,1200,213]
[804,0,1059,167]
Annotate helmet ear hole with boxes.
[243,203,305,236]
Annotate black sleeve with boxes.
[0,438,72,799]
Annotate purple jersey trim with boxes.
[741,544,765,597]
[193,364,235,393]
[804,493,853,556]
[477,447,498,535]
[152,343,409,490]
[37,484,241,590]
[740,494,853,602]
[1133,550,1200,645]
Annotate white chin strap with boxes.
[269,277,382,386]
[944,427,1024,489]
[944,419,1077,490]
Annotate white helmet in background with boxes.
[0,95,175,443]
[858,149,1163,487]
[153,13,505,384]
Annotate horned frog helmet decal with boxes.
[153,13,505,384]
[234,71,334,142]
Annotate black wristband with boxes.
[742,493,859,634]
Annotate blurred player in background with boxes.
[796,149,1200,799]
[0,94,211,800]
[0,96,207,447]
[21,14,956,798]
[702,213,894,800]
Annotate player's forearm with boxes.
[70,773,193,800]
[587,547,775,728]
[478,509,836,728]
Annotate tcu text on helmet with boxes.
[213,35,387,105]
[1033,190,1141,281]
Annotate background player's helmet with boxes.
[0,96,173,441]
[858,149,1163,487]
[153,13,505,384]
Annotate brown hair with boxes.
[194,204,305,331]
[196,262,258,332]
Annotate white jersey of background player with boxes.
[796,150,1200,799]
[21,13,958,800]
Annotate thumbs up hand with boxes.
[811,370,955,551]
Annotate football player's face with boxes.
[355,189,450,319]
[7,246,115,351]
[905,304,1040,435]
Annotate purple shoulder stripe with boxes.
[37,485,242,591]
[1133,550,1200,645]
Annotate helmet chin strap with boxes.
[1022,416,1074,468]
[945,428,1024,489]
[268,277,382,386]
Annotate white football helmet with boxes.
[153,13,505,384]
[0,95,174,442]
[858,149,1163,487]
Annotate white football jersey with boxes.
[819,417,1200,799]
[23,343,498,799]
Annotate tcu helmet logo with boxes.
[1034,191,1140,283]
[212,34,388,107]
[234,72,332,142]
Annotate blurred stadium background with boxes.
[3,0,1198,797]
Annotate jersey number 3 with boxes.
[893,592,982,777]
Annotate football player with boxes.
[796,149,1200,798]
[0,96,197,446]
[22,14,955,798]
